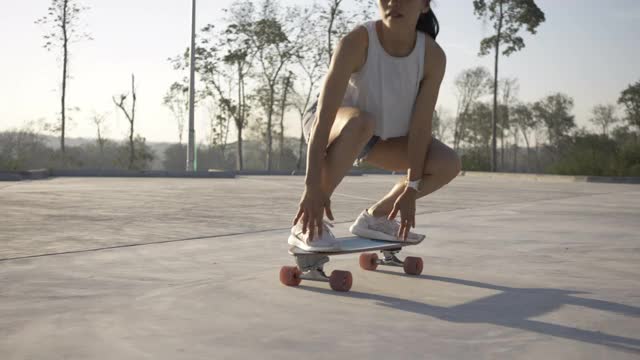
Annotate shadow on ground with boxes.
[299,272,640,354]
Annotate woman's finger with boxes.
[325,204,334,221]
[293,207,303,226]
[397,218,404,239]
[301,211,309,234]
[308,214,316,242]
[316,211,324,237]
[388,205,399,221]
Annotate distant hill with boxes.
[26,133,307,170]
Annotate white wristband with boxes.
[406,179,422,191]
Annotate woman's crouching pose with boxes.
[290,0,461,250]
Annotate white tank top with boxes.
[341,20,426,140]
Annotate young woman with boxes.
[290,0,461,250]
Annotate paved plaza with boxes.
[1,175,639,359]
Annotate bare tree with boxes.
[589,104,620,137]
[433,106,453,145]
[473,0,545,171]
[246,0,302,171]
[510,117,519,171]
[453,67,492,151]
[35,0,92,163]
[321,0,375,67]
[324,0,344,67]
[206,95,231,158]
[112,74,138,170]
[511,103,536,172]
[277,71,294,169]
[163,81,189,145]
[92,111,108,168]
[289,3,330,170]
[498,78,519,169]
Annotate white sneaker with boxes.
[349,209,425,243]
[288,220,340,251]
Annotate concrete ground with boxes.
[0,175,639,359]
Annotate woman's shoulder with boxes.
[335,24,370,73]
[423,35,446,78]
[339,23,369,52]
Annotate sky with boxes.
[1,0,639,144]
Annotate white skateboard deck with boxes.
[289,236,423,256]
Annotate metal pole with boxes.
[186,0,197,171]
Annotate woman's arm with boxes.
[295,28,367,240]
[305,29,367,187]
[406,38,447,185]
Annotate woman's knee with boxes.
[424,140,462,177]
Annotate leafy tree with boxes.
[532,93,576,148]
[473,0,545,171]
[589,104,620,137]
[245,0,301,171]
[0,130,52,170]
[453,67,492,151]
[35,0,92,163]
[200,2,257,171]
[465,102,493,150]
[511,103,538,172]
[115,135,154,171]
[618,80,640,131]
[163,81,190,145]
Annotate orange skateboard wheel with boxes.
[359,253,379,271]
[280,266,302,286]
[329,270,352,292]
[403,257,423,275]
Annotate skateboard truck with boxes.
[379,250,404,267]
[295,254,330,282]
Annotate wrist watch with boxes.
[405,178,423,192]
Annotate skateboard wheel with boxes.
[403,257,423,275]
[359,253,379,271]
[329,270,352,292]
[280,266,302,287]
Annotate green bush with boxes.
[460,147,491,171]
[548,132,640,176]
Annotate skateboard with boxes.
[279,236,424,292]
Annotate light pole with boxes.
[186,0,197,171]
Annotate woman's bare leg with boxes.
[363,137,462,217]
[313,107,376,197]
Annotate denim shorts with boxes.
[302,100,380,166]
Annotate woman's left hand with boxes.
[388,188,417,241]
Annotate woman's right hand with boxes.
[292,185,334,242]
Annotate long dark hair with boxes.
[416,3,439,40]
